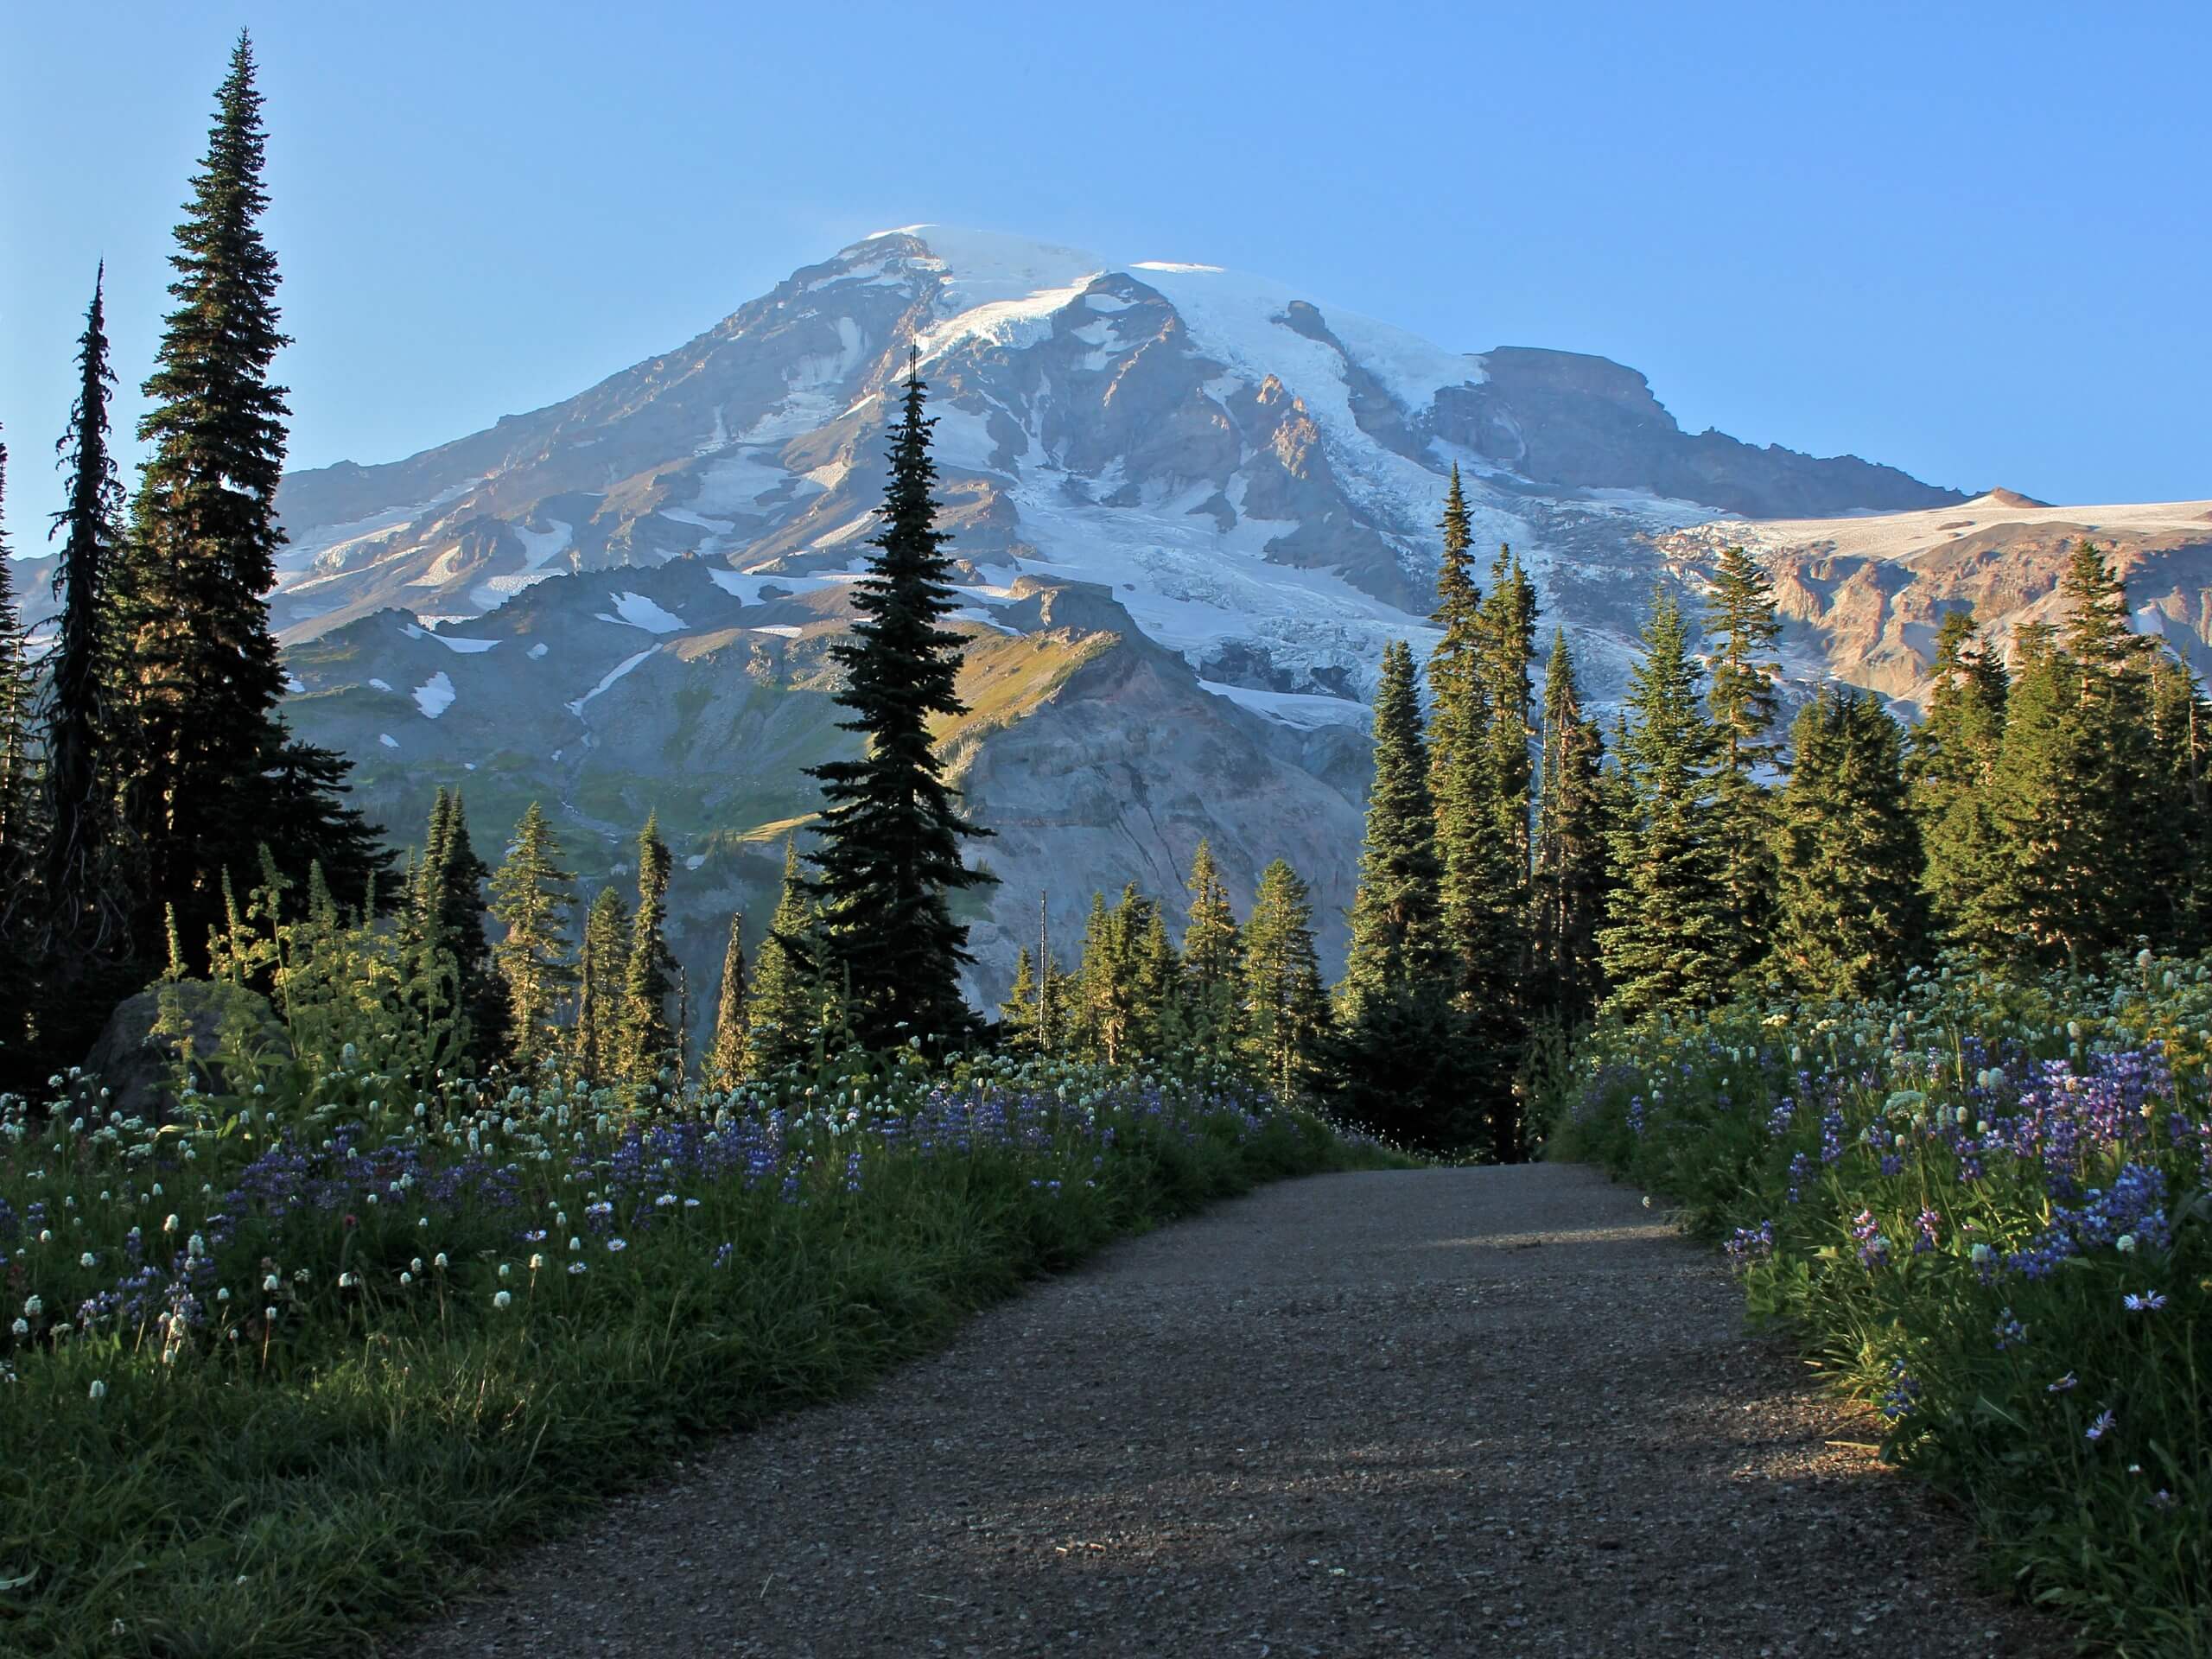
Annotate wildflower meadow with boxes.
[0,1032,1394,1656]
[1549,950,2212,1654]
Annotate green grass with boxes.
[0,1052,1398,1658]
[1546,956,2212,1656]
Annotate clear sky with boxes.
[3,2,2205,544]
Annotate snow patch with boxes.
[412,671,455,720]
[595,591,687,634]
[378,733,399,749]
[368,678,393,692]
[683,854,707,870]
[566,646,659,715]
[527,642,550,659]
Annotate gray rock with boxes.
[83,980,292,1122]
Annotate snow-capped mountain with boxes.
[263,226,2206,1012]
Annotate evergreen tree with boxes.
[614,812,678,1089]
[0,435,40,1078]
[41,270,132,969]
[1137,905,1183,1052]
[487,802,575,1076]
[1339,640,1450,1017]
[111,35,379,959]
[1242,858,1330,1103]
[998,947,1041,1051]
[746,837,827,1071]
[1529,631,1611,1030]
[430,791,503,1065]
[1599,590,1730,1017]
[574,884,632,1084]
[1906,610,2011,956]
[1337,639,1461,1148]
[2145,650,2212,949]
[1179,840,1246,1058]
[806,358,996,1049]
[0,438,38,912]
[704,911,749,1091]
[1769,686,1926,997]
[1702,544,1784,976]
[1072,886,1159,1065]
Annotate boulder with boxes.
[81,980,292,1122]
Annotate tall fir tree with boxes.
[998,947,1042,1051]
[0,434,40,1078]
[41,269,132,971]
[1471,543,1539,1156]
[1337,639,1461,1147]
[704,911,749,1091]
[614,812,678,1089]
[746,837,828,1071]
[1905,610,2011,957]
[1769,686,1926,997]
[1702,544,1784,978]
[429,791,503,1065]
[806,358,995,1049]
[1529,630,1611,1030]
[0,436,38,913]
[111,35,381,960]
[1071,885,1160,1065]
[1179,839,1246,1059]
[573,884,632,1084]
[2145,650,2212,950]
[1598,590,1730,1017]
[487,802,575,1076]
[1241,858,1330,1103]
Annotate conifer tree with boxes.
[1072,886,1159,1065]
[0,435,39,1076]
[1702,545,1784,977]
[41,270,131,969]
[1340,640,1450,1018]
[614,812,678,1089]
[806,358,995,1049]
[998,947,1041,1051]
[0,438,38,912]
[1179,840,1246,1058]
[429,791,503,1065]
[487,802,575,1075]
[746,837,826,1071]
[1906,610,2010,956]
[1529,631,1611,1030]
[111,35,380,958]
[1242,858,1329,1103]
[2145,651,2211,949]
[1599,590,1729,1017]
[574,885,632,1083]
[1137,905,1183,1052]
[1769,686,1925,997]
[1338,639,1461,1147]
[704,911,749,1091]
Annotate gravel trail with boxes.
[395,1166,2069,1658]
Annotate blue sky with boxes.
[3,2,2205,543]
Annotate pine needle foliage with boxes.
[1768,686,1926,998]
[1241,858,1330,1103]
[806,360,996,1051]
[614,812,679,1090]
[487,802,575,1077]
[1530,630,1611,1030]
[704,911,750,1092]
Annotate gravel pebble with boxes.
[391,1165,2072,1658]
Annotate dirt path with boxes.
[395,1166,2069,1658]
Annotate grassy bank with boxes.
[0,1047,1395,1657]
[1548,957,2212,1656]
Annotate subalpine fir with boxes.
[41,270,133,975]
[1337,639,1461,1148]
[1241,858,1329,1103]
[806,358,996,1050]
[703,911,749,1092]
[1769,686,1925,997]
[487,801,575,1076]
[1529,630,1610,1029]
[1702,544,1783,979]
[746,837,825,1072]
[614,812,679,1089]
[1905,610,2010,957]
[111,35,382,960]
[1598,589,1729,1017]
[1179,839,1246,1059]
